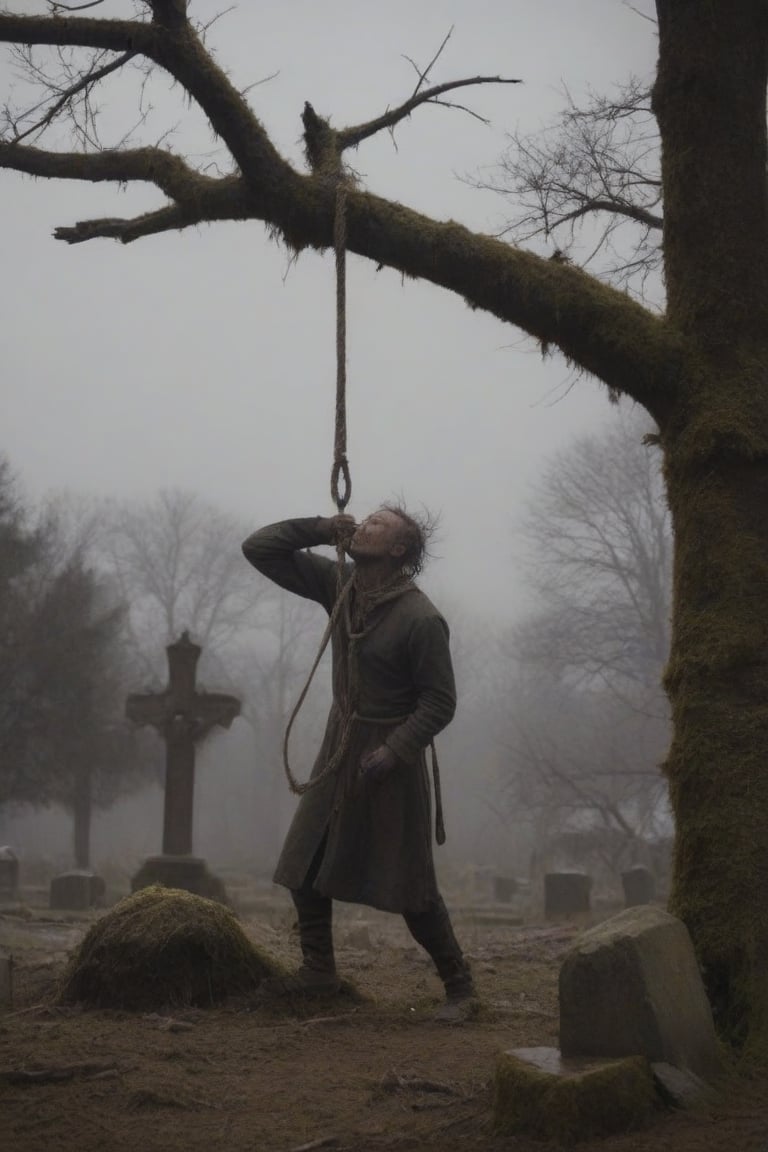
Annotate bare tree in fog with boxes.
[520,406,670,695]
[474,76,662,297]
[495,408,671,880]
[101,489,264,684]
[0,462,141,863]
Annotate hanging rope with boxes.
[282,170,355,799]
[330,177,351,517]
[279,169,447,843]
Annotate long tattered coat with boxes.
[242,518,457,915]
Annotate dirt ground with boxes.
[1,889,767,1152]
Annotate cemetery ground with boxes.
[1,880,767,1152]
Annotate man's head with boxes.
[349,504,431,578]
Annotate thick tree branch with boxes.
[0,12,297,201]
[0,13,156,55]
[54,181,252,243]
[0,8,683,416]
[0,141,223,202]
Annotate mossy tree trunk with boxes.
[2,0,768,1051]
[653,0,768,1050]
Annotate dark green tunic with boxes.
[242,518,457,914]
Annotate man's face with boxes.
[349,509,406,563]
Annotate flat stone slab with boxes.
[494,1046,656,1142]
[49,871,106,911]
[559,905,723,1081]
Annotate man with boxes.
[242,507,475,1018]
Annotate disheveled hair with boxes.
[381,502,438,579]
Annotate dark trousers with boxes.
[292,839,472,995]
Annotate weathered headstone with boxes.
[126,632,240,901]
[493,875,518,903]
[49,766,108,908]
[622,865,656,907]
[559,905,723,1081]
[0,846,19,901]
[50,869,106,911]
[0,950,13,1008]
[545,870,592,919]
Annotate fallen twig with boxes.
[299,1011,358,1028]
[380,1069,462,1096]
[2,1060,118,1085]
[288,1138,339,1152]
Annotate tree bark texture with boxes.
[653,0,768,1053]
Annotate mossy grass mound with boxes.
[57,885,288,1010]
[494,1047,657,1143]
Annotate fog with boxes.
[0,1,662,898]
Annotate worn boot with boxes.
[291,885,341,993]
[404,897,477,1022]
[258,886,340,997]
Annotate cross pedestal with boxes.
[126,632,240,903]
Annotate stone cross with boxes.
[126,632,240,857]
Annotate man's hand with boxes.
[317,514,357,547]
[360,744,399,783]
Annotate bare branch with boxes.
[474,76,663,298]
[410,25,454,96]
[336,76,521,153]
[49,1,106,11]
[7,49,136,144]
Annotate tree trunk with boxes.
[651,0,768,1054]
[664,440,768,1051]
[72,767,92,871]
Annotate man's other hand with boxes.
[360,744,398,782]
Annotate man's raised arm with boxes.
[242,517,346,611]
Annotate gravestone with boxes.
[559,905,723,1081]
[50,870,106,911]
[545,871,592,919]
[0,847,19,901]
[126,632,240,902]
[622,865,656,907]
[49,767,107,909]
[493,905,722,1139]
[0,950,12,1008]
[493,875,518,903]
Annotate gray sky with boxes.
[0,0,657,618]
